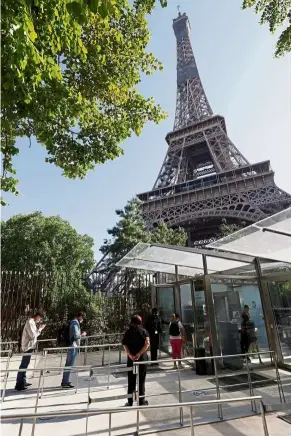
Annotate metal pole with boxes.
[75,367,79,394]
[118,344,122,364]
[18,419,24,436]
[259,400,270,436]
[109,412,112,436]
[102,346,105,367]
[107,346,111,390]
[190,406,194,436]
[136,408,140,435]
[31,369,43,436]
[44,350,48,373]
[59,349,64,374]
[84,337,88,366]
[213,358,223,419]
[1,352,11,402]
[32,342,39,378]
[177,363,183,426]
[274,356,285,403]
[246,357,257,413]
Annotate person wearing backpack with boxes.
[61,311,86,389]
[15,311,46,391]
[169,313,185,369]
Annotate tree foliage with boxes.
[242,0,291,57]
[1,0,168,204]
[216,218,246,239]
[1,212,95,276]
[100,198,187,267]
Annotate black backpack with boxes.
[57,321,71,346]
[169,321,180,337]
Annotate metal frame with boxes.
[1,396,269,436]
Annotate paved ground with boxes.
[1,352,291,436]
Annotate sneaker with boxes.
[15,385,27,391]
[25,383,32,387]
[61,383,75,389]
[124,402,133,407]
[178,363,183,369]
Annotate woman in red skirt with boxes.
[169,313,185,369]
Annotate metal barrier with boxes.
[42,343,123,370]
[1,365,91,402]
[1,396,269,436]
[133,350,285,422]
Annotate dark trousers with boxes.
[127,354,147,405]
[150,335,159,361]
[16,349,34,388]
[240,332,250,354]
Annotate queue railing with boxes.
[1,396,269,436]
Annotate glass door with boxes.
[267,280,291,367]
[156,286,175,353]
[180,283,195,356]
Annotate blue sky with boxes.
[2,0,291,261]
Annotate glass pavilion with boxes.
[117,209,291,369]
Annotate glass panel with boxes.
[268,280,291,366]
[157,287,175,353]
[211,281,269,369]
[193,279,208,350]
[180,283,195,355]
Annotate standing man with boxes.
[15,311,46,391]
[145,308,162,365]
[122,315,150,406]
[240,305,251,361]
[61,311,86,389]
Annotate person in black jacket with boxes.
[145,308,164,365]
[122,315,150,406]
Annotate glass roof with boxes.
[116,243,252,277]
[207,208,291,263]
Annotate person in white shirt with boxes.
[169,313,185,369]
[15,311,46,391]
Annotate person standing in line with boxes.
[122,315,150,406]
[240,305,251,361]
[145,308,162,365]
[61,311,86,389]
[15,311,46,391]
[169,313,185,369]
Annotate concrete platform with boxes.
[1,352,291,436]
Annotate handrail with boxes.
[1,396,264,419]
[1,396,269,436]
[43,343,121,352]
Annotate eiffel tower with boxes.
[137,11,291,247]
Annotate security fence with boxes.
[1,270,152,344]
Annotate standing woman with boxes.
[169,313,185,369]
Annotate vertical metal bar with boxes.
[1,367,9,402]
[102,346,105,367]
[84,337,88,366]
[40,362,46,398]
[75,367,79,394]
[118,344,122,364]
[18,419,24,436]
[32,341,39,378]
[44,350,48,373]
[85,369,91,436]
[259,400,270,436]
[1,351,11,402]
[59,349,64,374]
[274,356,285,403]
[213,358,223,419]
[136,363,140,406]
[108,412,112,436]
[136,408,140,435]
[190,406,194,436]
[31,369,43,436]
[177,362,183,426]
[246,358,257,413]
[107,346,111,390]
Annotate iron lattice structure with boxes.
[137,12,290,246]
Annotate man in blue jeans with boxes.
[61,312,86,389]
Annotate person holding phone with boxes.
[15,311,46,391]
